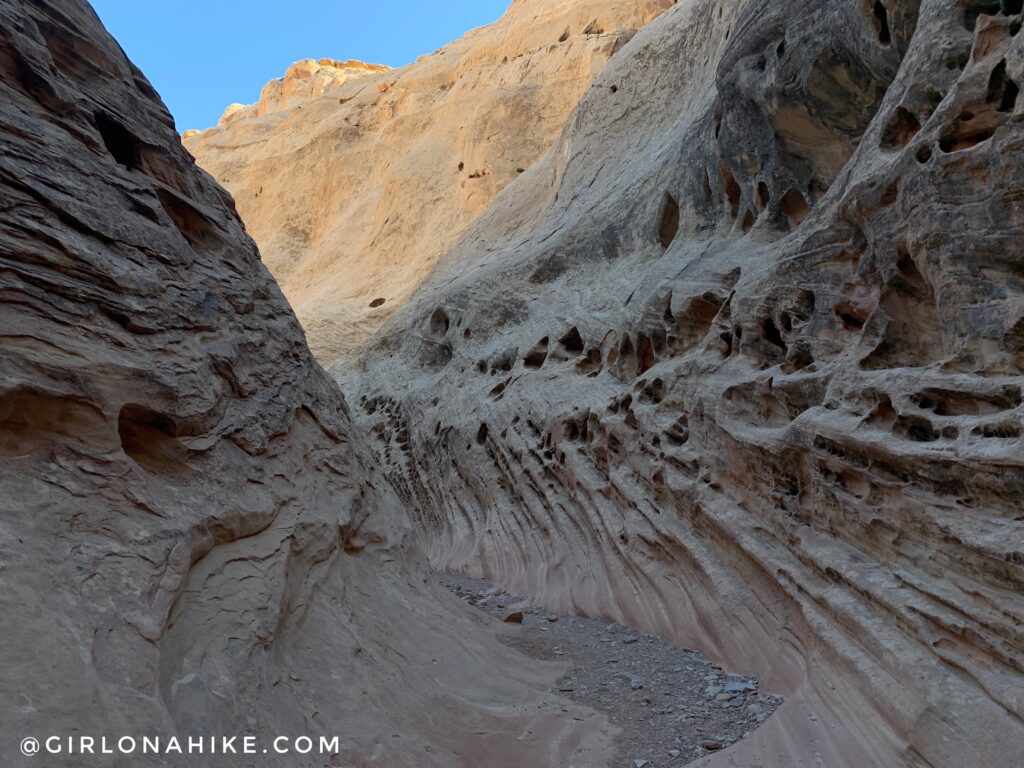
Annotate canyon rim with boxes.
[2,1,1024,768]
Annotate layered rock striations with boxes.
[344,1,1024,765]
[0,1,616,765]
[184,0,677,363]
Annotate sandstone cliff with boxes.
[343,1,1024,766]
[184,0,676,362]
[0,2,618,765]
[216,58,393,126]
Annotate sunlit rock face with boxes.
[344,1,1024,766]
[184,0,677,364]
[0,2,619,765]
[216,58,393,125]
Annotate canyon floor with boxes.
[438,574,783,767]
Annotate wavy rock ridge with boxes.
[184,0,676,362]
[0,2,619,766]
[343,1,1024,766]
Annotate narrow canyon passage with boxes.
[2,0,1022,767]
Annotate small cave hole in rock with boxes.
[742,209,755,232]
[369,297,386,308]
[965,2,1007,31]
[719,161,742,220]
[836,302,867,331]
[916,145,933,164]
[762,318,787,351]
[896,250,927,291]
[429,307,450,337]
[881,107,922,150]
[1005,0,1024,14]
[658,192,680,248]
[524,337,550,368]
[118,404,186,474]
[940,125,996,152]
[94,111,141,169]
[872,1,892,46]
[987,60,1020,112]
[559,326,585,354]
[757,181,770,210]
[779,188,809,228]
[463,328,472,339]
[558,27,570,43]
[476,423,489,444]
[895,414,941,442]
[637,334,657,374]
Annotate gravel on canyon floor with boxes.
[438,574,783,767]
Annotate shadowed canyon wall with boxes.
[184,0,676,363]
[339,0,1024,765]
[0,2,623,765]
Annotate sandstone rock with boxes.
[184,0,676,362]
[341,1,1024,766]
[503,610,525,624]
[0,2,613,766]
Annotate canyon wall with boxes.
[343,0,1024,765]
[184,0,676,363]
[0,2,617,765]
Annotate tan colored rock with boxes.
[217,101,250,126]
[0,2,616,766]
[345,1,1024,766]
[185,0,676,362]
[254,58,391,118]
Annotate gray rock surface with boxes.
[342,1,1024,765]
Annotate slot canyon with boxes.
[1,0,1022,766]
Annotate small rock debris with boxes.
[440,574,784,766]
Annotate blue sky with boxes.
[90,1,511,132]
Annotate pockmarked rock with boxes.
[0,2,619,766]
[185,0,677,363]
[343,1,1024,766]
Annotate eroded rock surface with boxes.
[344,1,1024,765]
[184,0,676,362]
[0,2,619,765]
